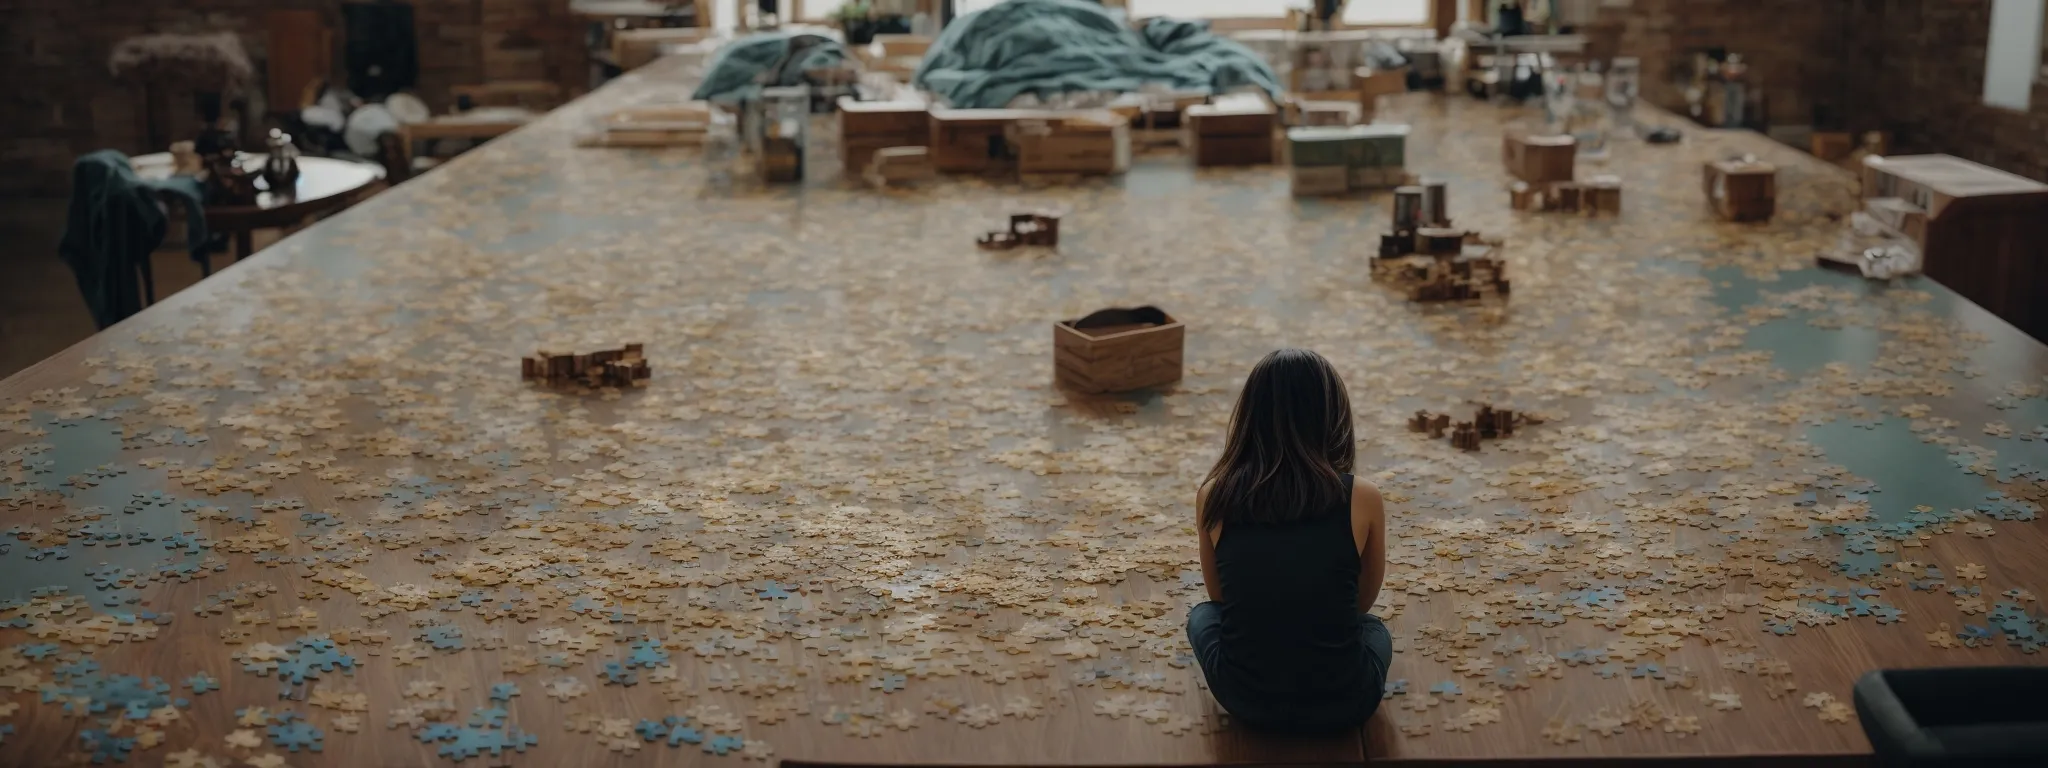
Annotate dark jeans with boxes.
[1186,601,1392,732]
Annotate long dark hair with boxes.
[1200,349,1356,530]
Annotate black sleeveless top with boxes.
[1212,474,1366,702]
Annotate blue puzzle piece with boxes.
[1428,681,1462,697]
[601,662,637,686]
[662,716,703,747]
[266,719,324,752]
[703,735,743,756]
[627,638,670,669]
[1384,679,1409,696]
[436,727,538,762]
[489,682,519,701]
[421,625,464,651]
[636,719,668,742]
[79,729,134,765]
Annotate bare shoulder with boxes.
[1350,476,1384,513]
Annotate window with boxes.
[1127,0,1289,18]
[1984,0,2044,110]
[1122,1,1429,25]
[1342,0,1429,26]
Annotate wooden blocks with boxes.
[839,97,929,177]
[521,344,650,389]
[1411,403,1539,451]
[1053,306,1184,394]
[1012,111,1130,176]
[1503,132,1576,184]
[1185,95,1275,167]
[1286,124,1409,196]
[978,213,1060,250]
[1704,157,1777,222]
[1514,174,1622,214]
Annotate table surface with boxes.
[6,60,2048,767]
[133,152,385,217]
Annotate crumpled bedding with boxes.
[913,0,1280,108]
[692,32,851,104]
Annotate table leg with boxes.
[235,229,254,261]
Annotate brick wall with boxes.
[1588,0,2048,182]
[1840,0,2048,181]
[1,0,585,197]
[1580,0,1848,130]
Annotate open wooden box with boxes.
[1053,306,1184,394]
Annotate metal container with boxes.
[1392,185,1425,231]
[1420,178,1448,226]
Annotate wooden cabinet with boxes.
[1861,154,2048,340]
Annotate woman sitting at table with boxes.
[1187,348,1392,732]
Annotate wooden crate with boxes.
[1013,112,1130,175]
[1703,158,1776,222]
[1503,132,1576,184]
[930,108,1039,173]
[839,97,928,175]
[1053,307,1185,393]
[1186,97,1275,167]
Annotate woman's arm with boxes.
[1353,479,1387,614]
[1197,481,1223,603]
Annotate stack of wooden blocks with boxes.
[839,97,930,179]
[1286,124,1411,196]
[1185,95,1276,167]
[1011,111,1131,176]
[1703,157,1776,222]
[1053,307,1184,394]
[1503,132,1620,214]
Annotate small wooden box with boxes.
[1186,97,1275,167]
[840,98,930,137]
[1053,306,1185,393]
[1013,112,1131,175]
[1811,131,1854,163]
[840,97,929,175]
[1704,159,1777,222]
[1584,175,1623,214]
[1503,133,1576,184]
[930,108,1037,173]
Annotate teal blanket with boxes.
[693,33,850,104]
[914,0,1280,108]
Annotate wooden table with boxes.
[6,56,2048,767]
[132,152,384,262]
